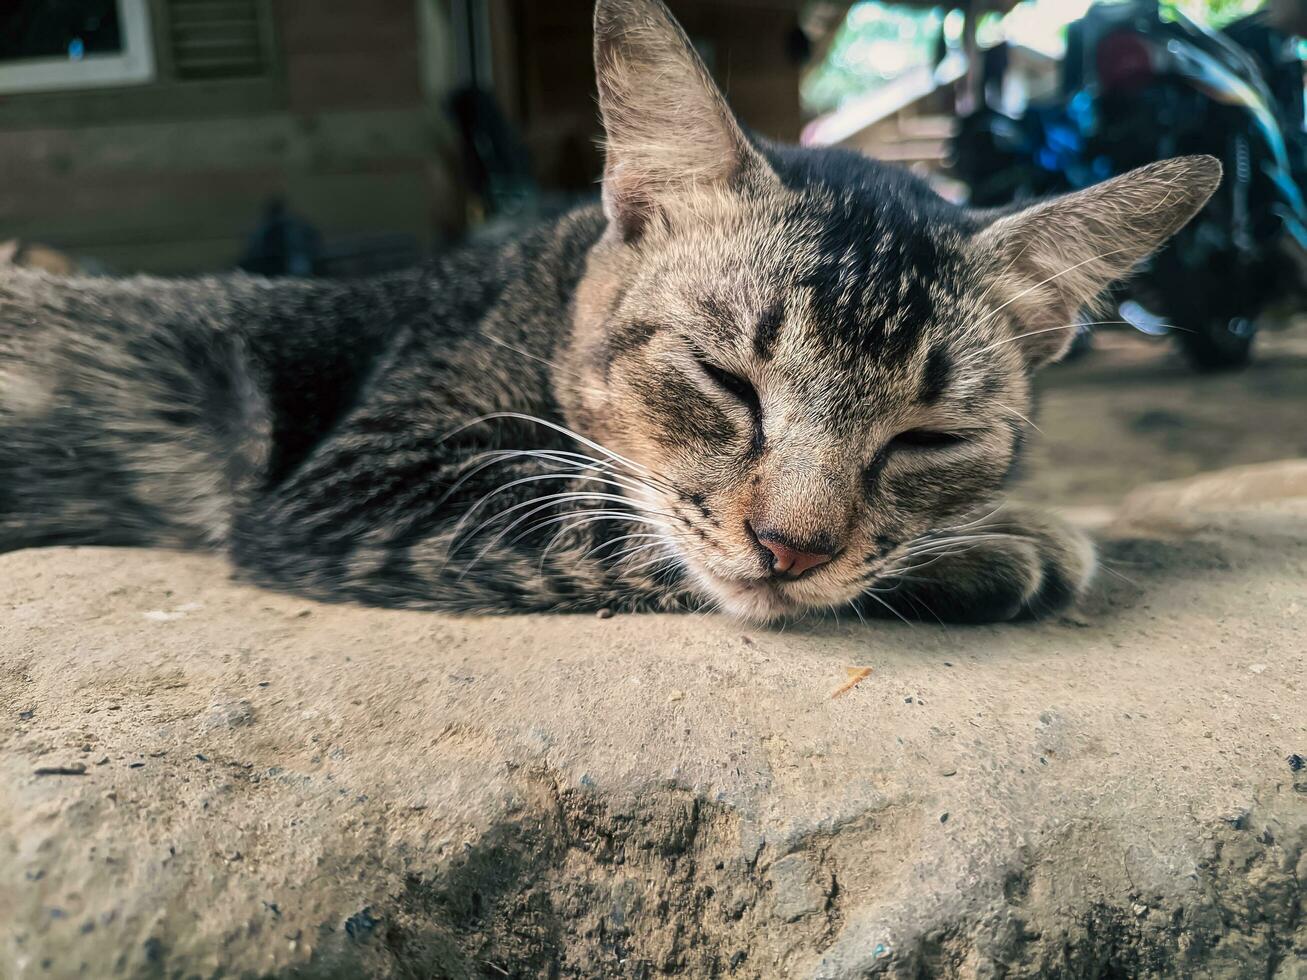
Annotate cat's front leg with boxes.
[862,505,1096,624]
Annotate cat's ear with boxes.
[971,155,1221,367]
[593,0,770,240]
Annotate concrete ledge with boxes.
[3,465,1305,978]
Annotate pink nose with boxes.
[754,532,835,579]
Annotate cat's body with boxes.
[0,210,635,612]
[0,0,1219,623]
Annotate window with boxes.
[0,0,155,94]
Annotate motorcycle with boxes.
[951,0,1307,370]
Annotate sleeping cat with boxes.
[0,0,1218,623]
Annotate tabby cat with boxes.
[0,0,1218,623]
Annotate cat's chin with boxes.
[688,568,801,623]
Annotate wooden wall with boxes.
[493,0,805,192]
[0,0,807,275]
[0,0,460,275]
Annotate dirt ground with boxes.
[1023,324,1307,507]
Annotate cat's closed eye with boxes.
[698,359,761,416]
[888,429,971,451]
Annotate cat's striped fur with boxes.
[0,0,1219,622]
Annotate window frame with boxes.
[0,0,157,95]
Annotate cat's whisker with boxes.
[963,319,1144,365]
[435,448,635,512]
[929,497,1012,535]
[609,539,672,568]
[967,324,1083,360]
[522,511,673,548]
[857,589,914,627]
[532,519,666,572]
[896,530,1018,554]
[456,502,673,580]
[973,247,1130,329]
[1096,560,1141,588]
[883,533,1025,575]
[471,448,656,496]
[893,534,1018,562]
[904,590,948,627]
[653,557,687,589]
[972,237,1038,313]
[621,551,683,578]
[451,491,667,569]
[603,538,663,567]
[430,412,681,504]
[481,332,593,387]
[456,412,667,485]
[581,531,663,562]
[450,472,673,550]
[996,404,1042,433]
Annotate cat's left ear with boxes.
[971,155,1221,367]
[593,0,773,241]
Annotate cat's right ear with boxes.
[970,155,1221,368]
[594,0,770,241]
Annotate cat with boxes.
[0,0,1218,623]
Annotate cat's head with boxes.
[564,0,1219,620]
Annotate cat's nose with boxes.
[749,524,837,579]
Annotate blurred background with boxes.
[1,0,1305,505]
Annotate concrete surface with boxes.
[1023,328,1307,507]
[2,464,1305,978]
[2,330,1306,978]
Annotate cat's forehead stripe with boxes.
[694,294,736,340]
[601,318,659,377]
[917,346,952,405]
[752,298,785,361]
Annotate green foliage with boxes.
[803,0,1270,117]
[802,2,948,114]
[1160,0,1266,26]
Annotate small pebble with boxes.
[596,607,614,619]
[1288,754,1305,773]
[669,690,685,702]
[939,812,949,824]
[939,767,957,777]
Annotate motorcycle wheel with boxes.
[1174,316,1256,372]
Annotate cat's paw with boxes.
[865,507,1096,624]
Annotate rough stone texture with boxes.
[2,465,1306,979]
